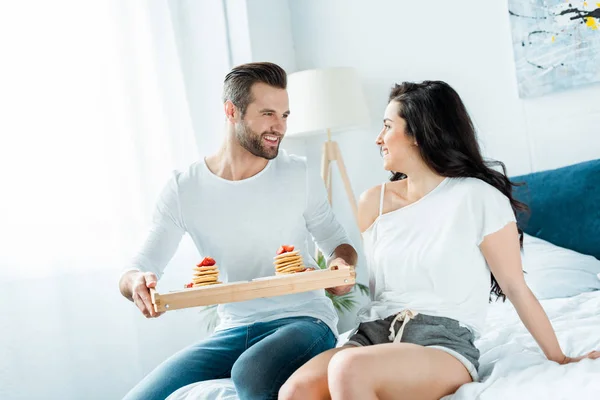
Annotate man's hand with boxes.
[122,271,164,318]
[326,257,356,296]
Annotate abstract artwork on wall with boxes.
[508,0,600,98]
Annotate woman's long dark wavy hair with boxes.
[387,81,528,301]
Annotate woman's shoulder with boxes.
[450,177,507,198]
[358,184,385,233]
[446,178,512,217]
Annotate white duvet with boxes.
[446,290,600,400]
[168,291,600,400]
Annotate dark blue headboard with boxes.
[511,159,600,260]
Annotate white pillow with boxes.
[522,234,600,300]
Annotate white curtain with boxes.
[0,1,230,399]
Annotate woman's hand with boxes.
[559,351,600,364]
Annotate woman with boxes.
[279,81,600,400]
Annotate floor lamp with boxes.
[286,68,371,258]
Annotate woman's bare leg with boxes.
[327,343,472,400]
[278,346,353,400]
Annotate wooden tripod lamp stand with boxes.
[287,67,370,234]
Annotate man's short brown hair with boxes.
[223,62,287,117]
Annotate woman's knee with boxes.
[327,350,365,387]
[278,374,323,400]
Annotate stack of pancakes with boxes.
[273,250,306,275]
[191,264,222,287]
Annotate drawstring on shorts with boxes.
[388,310,419,343]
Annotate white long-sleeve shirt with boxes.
[128,150,351,334]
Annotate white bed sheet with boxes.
[168,291,600,400]
[446,290,600,400]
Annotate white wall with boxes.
[288,0,600,178]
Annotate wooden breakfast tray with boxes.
[150,268,355,312]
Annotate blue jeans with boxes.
[123,316,336,400]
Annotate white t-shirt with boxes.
[359,177,516,336]
[128,150,350,334]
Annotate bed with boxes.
[168,159,600,400]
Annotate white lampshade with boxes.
[286,67,370,137]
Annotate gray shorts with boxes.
[346,313,480,381]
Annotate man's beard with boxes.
[235,121,281,160]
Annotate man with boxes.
[120,62,358,400]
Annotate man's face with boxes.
[235,82,290,160]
